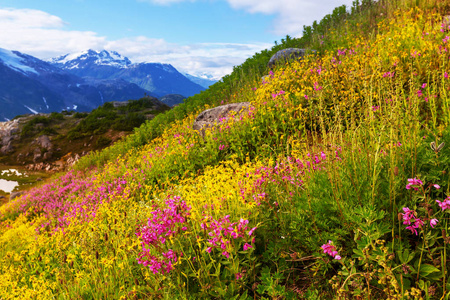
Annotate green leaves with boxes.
[417,264,440,279]
[397,248,414,265]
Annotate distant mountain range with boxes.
[182,73,217,88]
[0,48,217,121]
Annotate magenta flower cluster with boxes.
[271,90,286,99]
[201,215,256,258]
[136,196,191,274]
[436,196,450,211]
[382,71,395,78]
[405,178,423,191]
[313,82,323,91]
[321,240,341,260]
[239,150,339,206]
[401,207,425,235]
[9,171,128,234]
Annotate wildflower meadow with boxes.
[2,0,450,298]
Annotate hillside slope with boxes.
[1,1,450,299]
[0,97,170,170]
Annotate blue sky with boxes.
[0,0,353,78]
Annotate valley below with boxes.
[0,96,170,200]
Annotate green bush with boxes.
[73,112,88,119]
[49,112,64,121]
[95,136,112,148]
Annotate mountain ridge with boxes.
[49,49,206,97]
[0,48,213,120]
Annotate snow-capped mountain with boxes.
[0,48,149,120]
[182,73,218,88]
[0,48,40,75]
[50,49,132,69]
[0,48,213,120]
[49,50,205,97]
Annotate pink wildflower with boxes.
[321,240,341,260]
[430,219,439,228]
[401,207,424,235]
[406,178,423,191]
[417,90,423,97]
[437,196,450,211]
[243,243,253,251]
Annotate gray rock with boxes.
[193,102,252,136]
[10,191,22,200]
[267,48,309,69]
[33,148,42,162]
[0,119,20,153]
[443,15,450,31]
[43,151,53,161]
[36,135,53,150]
[0,142,14,154]
[2,135,13,145]
[66,154,80,167]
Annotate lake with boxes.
[0,178,19,193]
[0,167,45,195]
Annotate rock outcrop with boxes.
[0,119,20,154]
[443,15,450,31]
[267,48,309,69]
[193,102,252,136]
[25,152,81,172]
[10,191,22,200]
[35,135,53,150]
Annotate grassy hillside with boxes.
[1,0,450,299]
[0,97,169,167]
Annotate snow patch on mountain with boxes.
[24,105,39,114]
[43,97,49,109]
[50,49,132,69]
[0,48,38,75]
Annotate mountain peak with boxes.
[0,48,39,75]
[49,49,132,69]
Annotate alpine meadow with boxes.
[3,0,450,299]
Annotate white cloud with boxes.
[0,8,106,58]
[140,0,354,36]
[0,8,269,79]
[0,8,65,29]
[227,0,354,36]
[106,37,270,79]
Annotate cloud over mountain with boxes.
[0,7,269,79]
